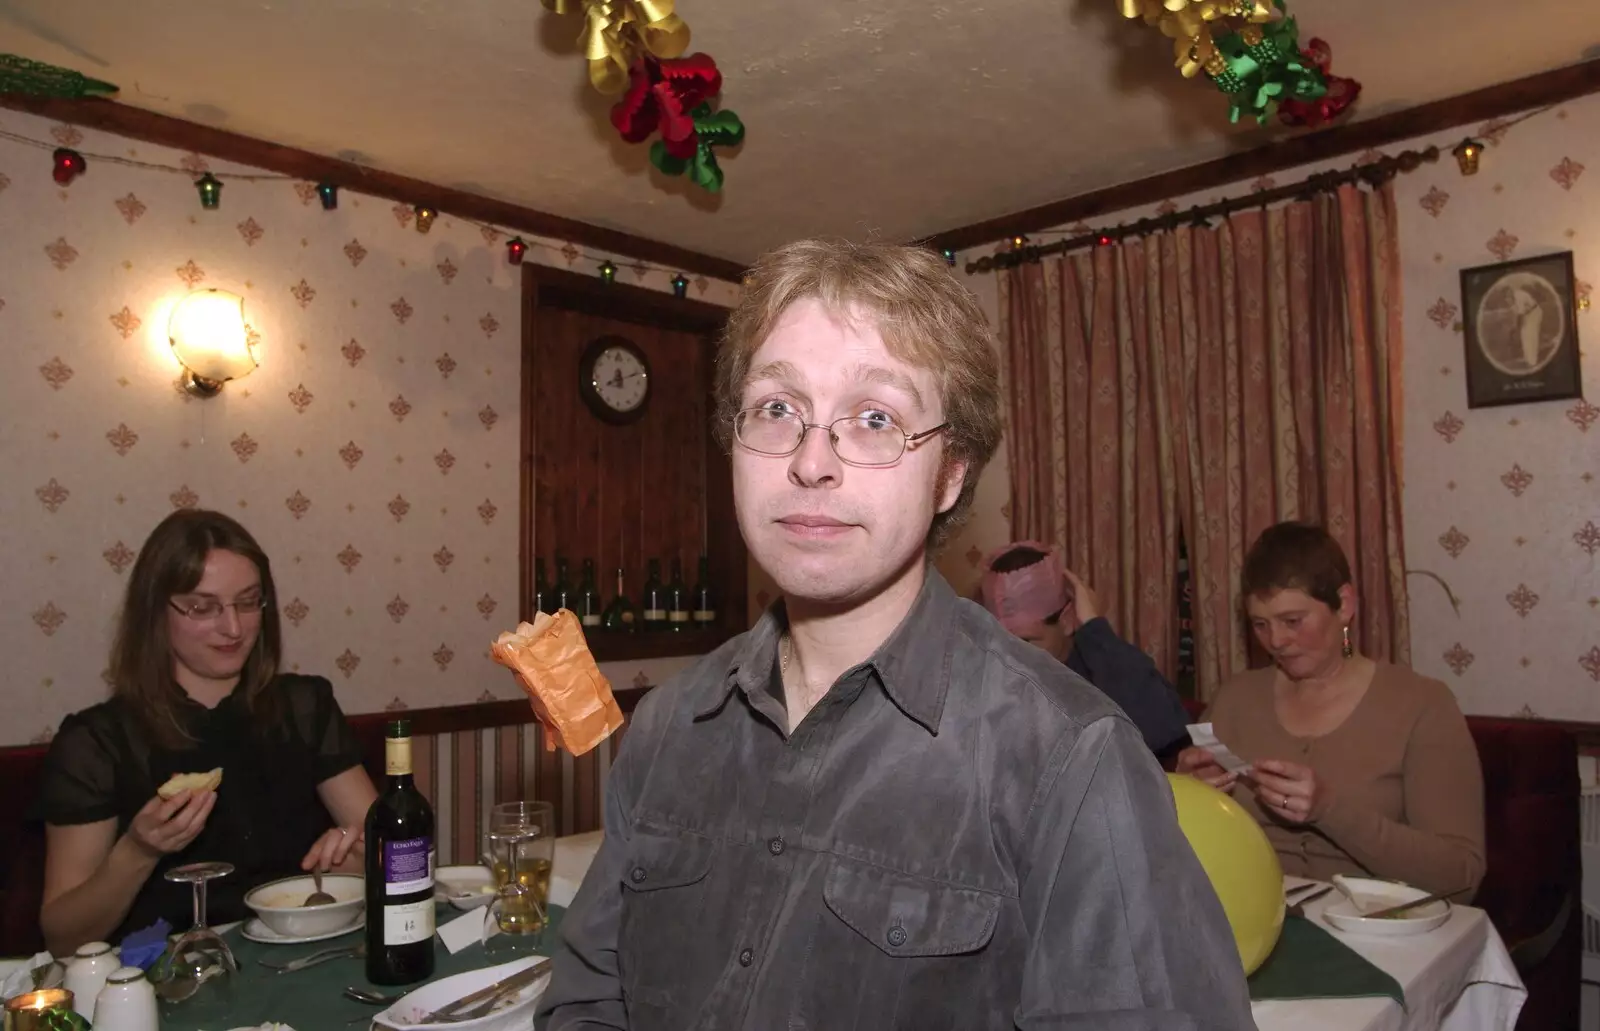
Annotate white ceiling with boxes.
[1,0,1594,264]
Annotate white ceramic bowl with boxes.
[244,873,366,938]
[435,865,497,911]
[1322,876,1451,937]
[373,955,549,1029]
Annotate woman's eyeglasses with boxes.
[168,595,268,621]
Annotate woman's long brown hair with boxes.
[110,509,284,748]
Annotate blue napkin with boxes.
[117,918,172,970]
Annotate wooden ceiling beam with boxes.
[0,94,748,283]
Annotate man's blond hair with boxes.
[714,239,1003,546]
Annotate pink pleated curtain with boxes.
[999,182,1411,699]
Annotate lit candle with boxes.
[3,988,76,1031]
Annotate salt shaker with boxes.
[92,966,161,1031]
[62,940,119,1017]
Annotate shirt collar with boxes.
[698,566,960,734]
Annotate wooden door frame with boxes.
[518,265,746,659]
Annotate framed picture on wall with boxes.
[1459,250,1584,409]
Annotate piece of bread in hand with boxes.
[490,610,623,757]
[157,767,223,799]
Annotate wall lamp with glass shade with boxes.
[168,288,258,397]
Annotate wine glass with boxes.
[149,861,239,1019]
[482,802,554,956]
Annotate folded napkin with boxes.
[1,951,57,998]
[118,917,172,970]
[1248,916,1404,1003]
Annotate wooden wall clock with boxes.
[578,334,651,424]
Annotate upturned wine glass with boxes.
[149,861,239,1019]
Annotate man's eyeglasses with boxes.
[733,408,948,468]
[169,595,268,621]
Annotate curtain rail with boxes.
[964,145,1440,275]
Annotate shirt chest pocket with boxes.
[617,828,719,1019]
[794,858,1002,1031]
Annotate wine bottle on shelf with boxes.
[553,557,574,613]
[667,557,690,630]
[602,567,635,632]
[641,559,667,631]
[533,558,554,616]
[578,559,603,629]
[692,555,716,628]
[365,719,436,986]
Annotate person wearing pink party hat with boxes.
[980,541,1189,755]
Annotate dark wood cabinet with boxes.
[519,266,746,661]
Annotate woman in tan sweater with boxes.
[1176,522,1486,899]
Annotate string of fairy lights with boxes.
[0,126,709,295]
[13,100,1544,281]
[981,103,1557,260]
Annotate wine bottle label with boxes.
[644,608,667,621]
[668,611,690,622]
[693,610,716,623]
[383,898,435,945]
[385,737,413,777]
[383,837,434,895]
[581,614,601,627]
[621,611,635,624]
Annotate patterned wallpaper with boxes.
[0,108,740,748]
[1397,99,1597,720]
[959,93,1599,722]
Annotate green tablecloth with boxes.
[1248,915,1404,1004]
[160,906,1396,1026]
[162,904,567,1031]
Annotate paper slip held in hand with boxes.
[1187,723,1253,775]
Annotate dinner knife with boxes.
[418,956,552,1023]
[1363,887,1466,920]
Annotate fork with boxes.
[258,941,365,973]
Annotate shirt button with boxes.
[767,837,785,856]
[886,925,908,947]
[630,867,647,884]
[738,948,753,967]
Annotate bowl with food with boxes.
[435,866,497,911]
[1322,876,1452,937]
[244,873,365,939]
[372,955,549,1030]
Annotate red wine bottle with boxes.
[365,719,436,985]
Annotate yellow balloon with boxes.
[1166,773,1285,975]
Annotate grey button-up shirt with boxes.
[538,569,1255,1030]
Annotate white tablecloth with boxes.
[1252,887,1525,1031]
[551,835,1526,1031]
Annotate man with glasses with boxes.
[539,240,1253,1030]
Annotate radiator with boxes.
[1582,785,1600,982]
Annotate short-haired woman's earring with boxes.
[1342,624,1353,658]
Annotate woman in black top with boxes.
[36,510,379,956]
